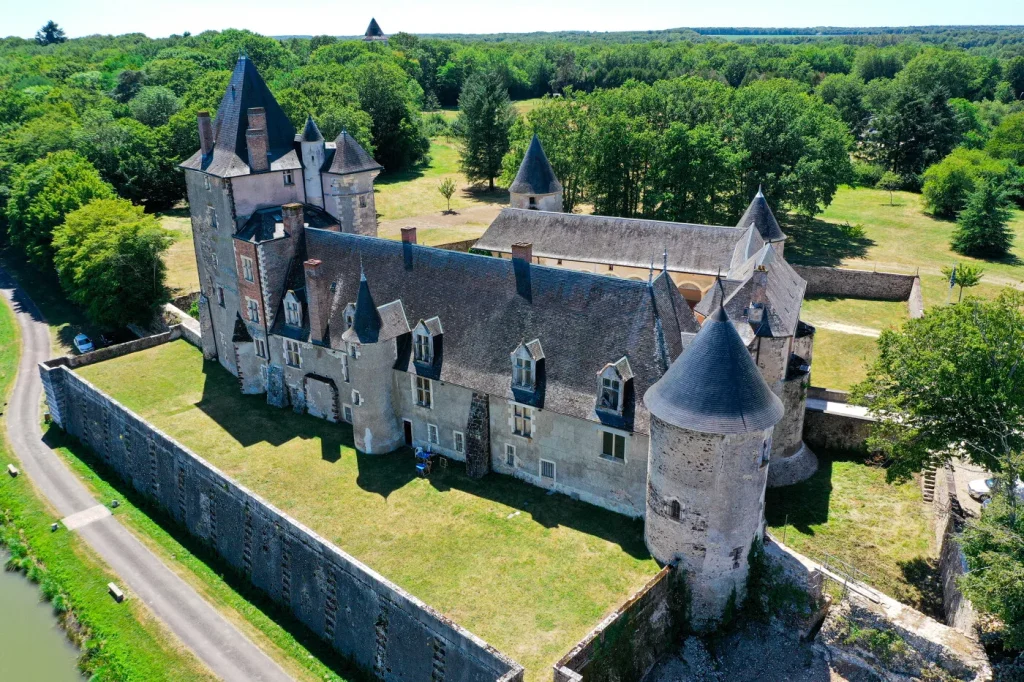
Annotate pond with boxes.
[0,551,82,681]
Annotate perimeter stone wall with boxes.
[39,362,523,682]
[793,265,916,301]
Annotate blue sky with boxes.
[3,0,1024,39]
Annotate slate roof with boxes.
[324,130,383,175]
[509,134,562,195]
[477,209,744,277]
[365,18,385,38]
[235,204,338,243]
[644,306,784,435]
[303,230,700,433]
[180,56,300,178]
[299,115,324,142]
[694,245,807,343]
[736,188,786,243]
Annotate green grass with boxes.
[0,294,216,681]
[801,296,907,333]
[809,329,879,391]
[159,207,199,297]
[76,340,660,681]
[766,452,939,615]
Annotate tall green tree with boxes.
[5,151,114,267]
[456,70,517,191]
[950,179,1014,258]
[352,58,429,171]
[986,112,1024,166]
[35,21,67,46]
[129,86,181,127]
[53,198,173,329]
[869,80,957,176]
[1006,56,1024,100]
[922,148,1015,219]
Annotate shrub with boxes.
[852,160,886,187]
[922,148,1014,219]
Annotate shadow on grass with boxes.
[783,217,875,268]
[45,425,372,682]
[765,455,835,535]
[899,556,944,619]
[462,187,509,206]
[195,357,651,559]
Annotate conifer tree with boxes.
[35,21,66,46]
[456,71,517,191]
[950,179,1014,258]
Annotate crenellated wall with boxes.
[39,362,524,682]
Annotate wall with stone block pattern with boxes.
[39,362,523,682]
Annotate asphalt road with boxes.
[1,268,293,682]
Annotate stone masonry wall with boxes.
[792,265,916,301]
[553,566,680,682]
[40,363,524,682]
[803,408,872,453]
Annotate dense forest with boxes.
[2,24,1024,324]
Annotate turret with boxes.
[298,115,326,209]
[341,271,404,454]
[737,186,786,257]
[509,134,563,212]
[644,306,784,631]
[322,130,383,236]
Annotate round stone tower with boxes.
[509,134,563,212]
[644,306,785,631]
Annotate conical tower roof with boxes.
[300,115,324,142]
[736,187,785,243]
[644,306,784,434]
[352,270,382,343]
[327,130,383,175]
[509,134,562,195]
[365,18,385,38]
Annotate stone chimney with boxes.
[752,265,768,306]
[282,203,304,237]
[401,227,417,244]
[511,242,533,264]
[246,107,269,172]
[197,111,214,157]
[304,259,329,345]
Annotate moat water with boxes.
[0,550,82,681]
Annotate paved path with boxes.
[1,269,293,682]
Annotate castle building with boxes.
[181,57,815,627]
[363,18,387,43]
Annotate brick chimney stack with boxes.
[282,203,304,237]
[304,259,329,345]
[246,107,269,172]
[511,242,533,264]
[197,111,214,157]
[401,227,417,244]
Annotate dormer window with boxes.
[597,357,633,415]
[511,340,543,391]
[343,303,356,330]
[412,317,442,365]
[284,291,301,326]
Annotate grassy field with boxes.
[801,296,907,333]
[808,329,880,391]
[77,340,660,681]
[0,295,217,681]
[160,207,200,297]
[766,452,939,615]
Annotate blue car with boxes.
[73,334,94,354]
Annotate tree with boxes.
[921,148,1015,219]
[53,199,173,329]
[869,80,957,176]
[438,177,456,213]
[35,21,67,46]
[129,86,181,127]
[986,112,1024,166]
[5,151,114,267]
[876,171,902,206]
[940,263,984,302]
[1003,56,1024,100]
[352,58,430,171]
[816,73,868,136]
[852,290,1024,483]
[951,179,1014,258]
[111,69,146,103]
[456,70,517,191]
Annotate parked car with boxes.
[968,477,1024,501]
[72,334,94,354]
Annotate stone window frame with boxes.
[283,291,301,327]
[510,401,534,439]
[528,196,537,209]
[599,428,627,463]
[596,358,632,415]
[351,390,361,406]
[283,170,295,186]
[427,423,439,445]
[540,459,556,482]
[343,404,353,423]
[246,297,260,323]
[413,325,433,364]
[413,375,433,409]
[669,499,682,521]
[505,443,516,468]
[358,194,367,208]
[203,175,211,191]
[759,432,773,468]
[241,255,255,283]
[453,430,465,454]
[284,339,301,368]
[510,340,543,392]
[341,352,350,383]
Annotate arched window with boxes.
[670,500,681,521]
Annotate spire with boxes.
[327,130,382,175]
[644,306,784,435]
[300,115,323,142]
[365,18,386,39]
[736,186,785,243]
[353,269,382,343]
[509,134,562,195]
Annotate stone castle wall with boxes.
[792,265,916,301]
[40,363,523,682]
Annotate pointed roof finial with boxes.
[648,256,655,286]
[662,248,668,273]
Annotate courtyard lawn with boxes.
[800,296,908,334]
[76,340,659,681]
[809,329,879,392]
[766,452,940,616]
[160,207,200,297]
